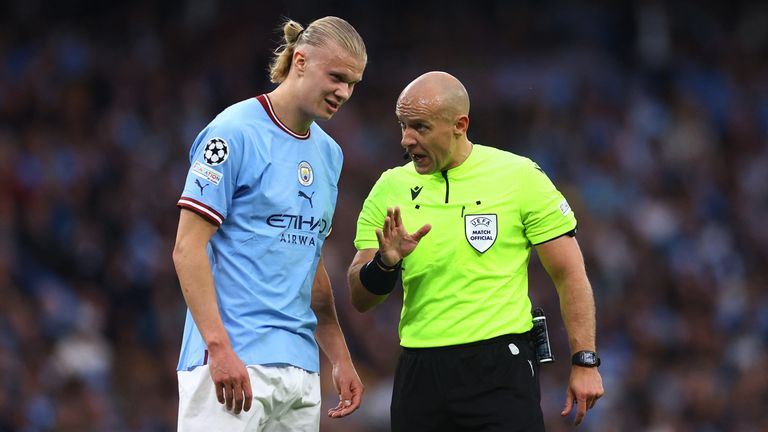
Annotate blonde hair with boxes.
[269,16,367,84]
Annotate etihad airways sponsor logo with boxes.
[266,214,329,234]
[267,213,328,247]
[279,233,316,246]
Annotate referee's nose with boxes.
[400,128,417,148]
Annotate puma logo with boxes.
[298,191,315,208]
[195,179,210,195]
[410,186,423,200]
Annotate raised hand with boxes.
[375,207,431,266]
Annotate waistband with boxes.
[401,332,532,354]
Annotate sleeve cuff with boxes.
[532,226,577,245]
[177,197,224,226]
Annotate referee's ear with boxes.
[453,114,469,136]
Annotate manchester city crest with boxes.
[465,214,497,253]
[298,161,314,186]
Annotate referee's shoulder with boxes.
[365,164,416,194]
[476,144,533,168]
[381,162,417,180]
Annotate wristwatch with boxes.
[571,351,601,367]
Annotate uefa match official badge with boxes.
[298,161,314,186]
[465,214,497,253]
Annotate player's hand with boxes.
[561,366,603,425]
[375,206,431,265]
[327,359,364,418]
[208,346,253,414]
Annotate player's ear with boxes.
[293,49,307,75]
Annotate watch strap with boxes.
[571,350,601,367]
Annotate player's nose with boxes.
[334,85,352,104]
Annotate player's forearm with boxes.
[316,319,353,366]
[173,243,231,351]
[311,276,353,365]
[555,273,597,353]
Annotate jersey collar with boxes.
[256,94,311,140]
[439,143,477,178]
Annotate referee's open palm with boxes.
[376,206,431,265]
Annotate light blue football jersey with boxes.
[176,94,343,373]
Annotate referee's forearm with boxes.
[556,275,597,353]
[535,236,597,353]
[347,250,388,312]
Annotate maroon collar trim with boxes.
[256,94,310,140]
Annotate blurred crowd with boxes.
[2,1,767,431]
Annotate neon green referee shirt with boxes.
[354,144,577,348]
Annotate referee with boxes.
[347,71,604,431]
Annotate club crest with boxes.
[298,161,314,186]
[465,214,497,253]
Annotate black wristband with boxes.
[359,252,401,296]
[373,250,402,271]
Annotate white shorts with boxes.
[178,364,321,432]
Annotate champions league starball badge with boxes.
[297,161,314,186]
[203,138,229,166]
[465,214,498,253]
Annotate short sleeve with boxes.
[353,173,392,250]
[177,124,243,226]
[519,160,577,244]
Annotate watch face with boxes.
[574,351,601,367]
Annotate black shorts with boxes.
[391,333,544,432]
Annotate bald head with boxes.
[396,71,473,174]
[397,71,470,121]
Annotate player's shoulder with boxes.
[310,123,341,149]
[309,122,333,140]
[212,98,263,127]
[200,99,258,138]
[204,98,274,147]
